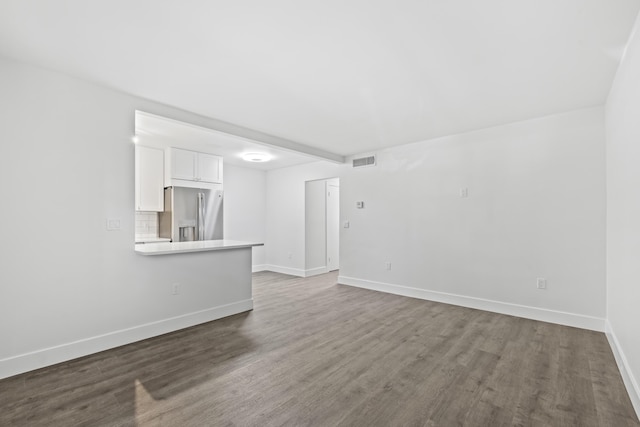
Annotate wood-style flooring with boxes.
[1,271,638,426]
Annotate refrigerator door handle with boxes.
[197,192,205,241]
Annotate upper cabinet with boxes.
[170,147,197,181]
[197,152,222,183]
[165,147,223,189]
[135,145,164,212]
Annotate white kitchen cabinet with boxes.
[198,152,222,183]
[171,147,197,181]
[135,145,164,212]
[165,147,223,188]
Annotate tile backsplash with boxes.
[135,212,159,239]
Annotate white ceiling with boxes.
[1,1,639,157]
[135,111,319,170]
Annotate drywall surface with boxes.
[0,58,253,378]
[605,11,640,415]
[223,164,267,268]
[266,162,345,276]
[339,107,606,322]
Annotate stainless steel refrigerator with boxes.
[159,187,223,242]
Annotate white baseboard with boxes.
[605,321,640,419]
[337,275,605,332]
[304,266,329,277]
[262,265,330,278]
[252,264,268,272]
[263,264,306,277]
[0,299,253,380]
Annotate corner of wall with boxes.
[252,264,268,273]
[605,321,640,418]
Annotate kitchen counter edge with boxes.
[134,240,264,256]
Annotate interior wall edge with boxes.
[337,275,605,332]
[606,320,640,419]
[0,299,253,381]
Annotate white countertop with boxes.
[135,237,171,244]
[134,239,264,256]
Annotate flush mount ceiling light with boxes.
[242,152,272,162]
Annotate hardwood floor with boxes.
[1,271,638,426]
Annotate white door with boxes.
[326,180,340,271]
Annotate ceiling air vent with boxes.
[352,155,376,168]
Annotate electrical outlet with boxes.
[171,283,181,295]
[385,262,392,270]
[460,188,468,198]
[288,252,293,259]
[536,278,547,290]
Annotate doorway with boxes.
[304,178,340,276]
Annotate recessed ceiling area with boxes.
[1,1,639,156]
[135,111,320,171]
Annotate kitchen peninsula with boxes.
[134,240,264,308]
[132,239,264,346]
[135,239,263,255]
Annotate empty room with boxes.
[1,1,640,426]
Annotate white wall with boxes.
[605,11,640,414]
[263,108,606,332]
[339,107,607,330]
[0,57,253,379]
[223,164,267,269]
[266,162,345,276]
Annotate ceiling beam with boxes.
[136,108,345,164]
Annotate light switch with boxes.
[356,201,364,209]
[343,221,350,228]
[106,218,121,231]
